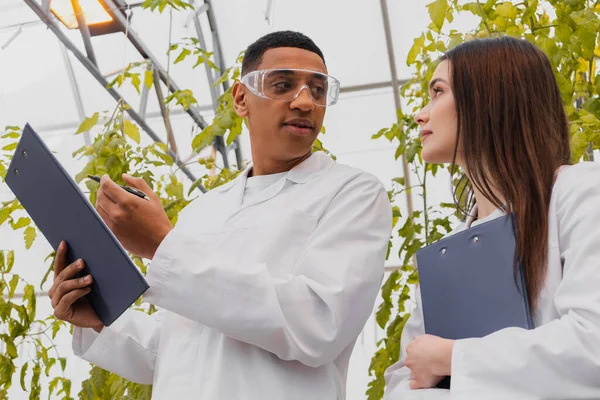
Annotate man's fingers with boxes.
[96,189,125,227]
[51,274,92,308]
[53,241,68,279]
[54,287,91,320]
[96,201,113,226]
[56,259,85,282]
[97,184,117,206]
[100,175,127,204]
[50,258,84,298]
[122,174,150,191]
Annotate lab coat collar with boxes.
[210,151,335,211]
[464,204,505,228]
[212,151,334,193]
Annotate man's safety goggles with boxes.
[240,68,340,107]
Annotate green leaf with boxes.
[6,250,14,273]
[24,284,36,320]
[407,34,426,65]
[1,142,17,152]
[192,128,215,153]
[226,114,243,146]
[20,362,28,391]
[166,89,198,110]
[71,145,88,158]
[214,67,233,86]
[76,112,99,135]
[131,73,141,94]
[59,357,67,372]
[144,69,154,89]
[5,339,17,359]
[52,320,63,340]
[0,207,10,226]
[428,0,448,31]
[11,217,30,230]
[496,2,517,19]
[123,120,141,144]
[9,275,19,298]
[175,48,191,64]
[31,362,41,399]
[1,132,19,139]
[149,147,174,166]
[393,177,405,186]
[44,358,56,376]
[407,270,419,284]
[24,226,36,249]
[188,177,205,196]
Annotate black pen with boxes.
[87,175,150,201]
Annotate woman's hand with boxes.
[405,334,454,390]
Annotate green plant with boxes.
[1,128,74,399]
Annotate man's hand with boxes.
[96,174,173,260]
[405,334,454,390]
[49,241,103,333]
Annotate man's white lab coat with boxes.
[384,162,600,400]
[73,152,392,399]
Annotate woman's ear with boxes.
[232,82,249,118]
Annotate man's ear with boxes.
[232,81,249,118]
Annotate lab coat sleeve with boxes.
[449,162,600,398]
[144,173,392,368]
[72,308,163,384]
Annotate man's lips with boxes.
[283,119,314,136]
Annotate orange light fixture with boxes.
[50,0,113,29]
[50,0,130,36]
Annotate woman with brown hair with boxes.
[384,36,600,398]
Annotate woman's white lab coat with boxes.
[384,162,600,399]
[72,152,392,400]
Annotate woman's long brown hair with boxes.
[442,36,571,311]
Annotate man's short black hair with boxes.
[241,31,326,76]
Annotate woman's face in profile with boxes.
[414,60,459,165]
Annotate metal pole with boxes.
[193,16,219,109]
[204,0,244,169]
[71,0,98,66]
[340,80,409,94]
[59,41,92,148]
[23,0,206,193]
[191,6,229,169]
[102,0,209,129]
[38,106,214,133]
[139,64,151,118]
[379,0,414,219]
[153,69,179,156]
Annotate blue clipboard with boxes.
[416,213,533,341]
[4,124,149,326]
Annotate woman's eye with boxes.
[432,87,443,97]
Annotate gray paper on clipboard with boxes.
[416,213,533,340]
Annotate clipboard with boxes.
[416,213,533,341]
[4,124,149,326]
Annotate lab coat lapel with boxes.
[239,175,287,211]
[211,167,251,218]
